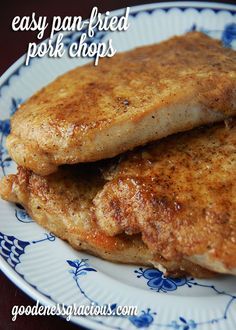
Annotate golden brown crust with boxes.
[94,120,236,274]
[1,121,236,276]
[7,32,236,175]
[0,165,215,278]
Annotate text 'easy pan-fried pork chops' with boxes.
[1,120,236,277]
[6,32,236,175]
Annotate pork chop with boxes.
[0,165,215,278]
[94,119,236,275]
[7,32,236,175]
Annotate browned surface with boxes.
[7,32,236,175]
[94,119,236,273]
[0,164,215,278]
[1,120,236,276]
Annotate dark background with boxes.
[1,0,236,76]
[0,1,235,329]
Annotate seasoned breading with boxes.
[7,32,236,175]
[1,120,236,276]
[94,120,236,275]
[0,165,215,278]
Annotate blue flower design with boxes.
[0,123,11,176]
[170,317,197,330]
[0,119,10,136]
[135,267,189,292]
[67,259,98,305]
[0,98,22,137]
[188,23,236,50]
[0,145,11,172]
[0,158,11,168]
[222,23,236,47]
[10,97,23,115]
[129,308,156,328]
[67,259,97,277]
[0,98,23,176]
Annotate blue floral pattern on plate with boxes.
[222,23,236,47]
[66,259,236,329]
[135,267,190,292]
[129,309,157,328]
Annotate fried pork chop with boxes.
[93,119,236,275]
[0,165,214,278]
[7,32,236,175]
[1,120,236,277]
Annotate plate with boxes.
[1,2,236,329]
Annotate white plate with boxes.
[1,2,236,330]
